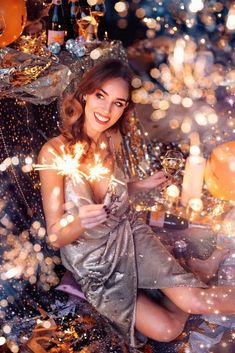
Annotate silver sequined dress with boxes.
[60,152,204,347]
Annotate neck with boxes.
[83,123,102,143]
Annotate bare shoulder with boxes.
[38,135,67,163]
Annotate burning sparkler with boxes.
[87,154,110,182]
[33,142,125,187]
[34,143,89,185]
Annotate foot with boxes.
[187,248,230,283]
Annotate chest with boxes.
[81,154,115,204]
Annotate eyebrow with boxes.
[99,88,129,102]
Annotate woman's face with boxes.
[83,77,129,141]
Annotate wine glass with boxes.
[77,6,93,42]
[161,150,185,180]
[0,14,6,37]
[90,1,106,41]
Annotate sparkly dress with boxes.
[60,142,204,348]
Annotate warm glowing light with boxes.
[87,154,110,181]
[114,1,127,13]
[188,198,203,212]
[0,337,6,346]
[132,77,142,88]
[5,266,23,279]
[226,5,235,31]
[90,48,103,60]
[166,184,180,198]
[189,0,204,13]
[195,112,208,126]
[173,39,185,70]
[34,144,86,185]
[190,145,201,156]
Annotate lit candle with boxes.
[181,147,206,206]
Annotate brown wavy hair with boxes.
[60,58,135,153]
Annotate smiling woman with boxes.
[38,59,235,350]
[83,77,129,140]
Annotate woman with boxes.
[38,59,235,348]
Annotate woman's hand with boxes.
[128,171,169,196]
[79,204,108,229]
[140,171,168,191]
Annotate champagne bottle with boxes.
[147,211,210,230]
[47,0,65,46]
[66,0,79,40]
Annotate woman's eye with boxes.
[96,92,104,99]
[115,102,124,108]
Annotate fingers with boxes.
[79,204,106,217]
[79,204,109,229]
[151,172,168,187]
[159,179,172,189]
[154,171,166,178]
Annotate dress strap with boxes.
[105,131,129,181]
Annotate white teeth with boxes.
[95,113,109,122]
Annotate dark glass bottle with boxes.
[147,211,210,230]
[66,0,80,39]
[47,0,65,46]
[90,0,106,41]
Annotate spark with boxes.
[33,143,87,185]
[34,144,112,185]
[87,154,110,182]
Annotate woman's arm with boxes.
[38,141,107,249]
[128,171,168,196]
[109,129,167,196]
[162,286,235,315]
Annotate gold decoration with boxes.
[10,61,51,86]
[0,0,27,47]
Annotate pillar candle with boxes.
[181,154,206,206]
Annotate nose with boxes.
[102,101,112,115]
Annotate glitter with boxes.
[25,156,33,164]
[90,48,103,60]
[67,214,74,223]
[33,244,41,252]
[48,234,58,243]
[32,221,41,230]
[60,218,68,227]
[11,156,19,165]
[38,227,46,238]
[5,267,23,279]
[114,2,127,13]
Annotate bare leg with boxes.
[187,248,229,283]
[135,290,188,342]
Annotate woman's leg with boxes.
[135,290,188,342]
[187,248,229,283]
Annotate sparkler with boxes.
[34,143,87,185]
[87,154,110,182]
[33,142,125,187]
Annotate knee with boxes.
[152,318,184,342]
